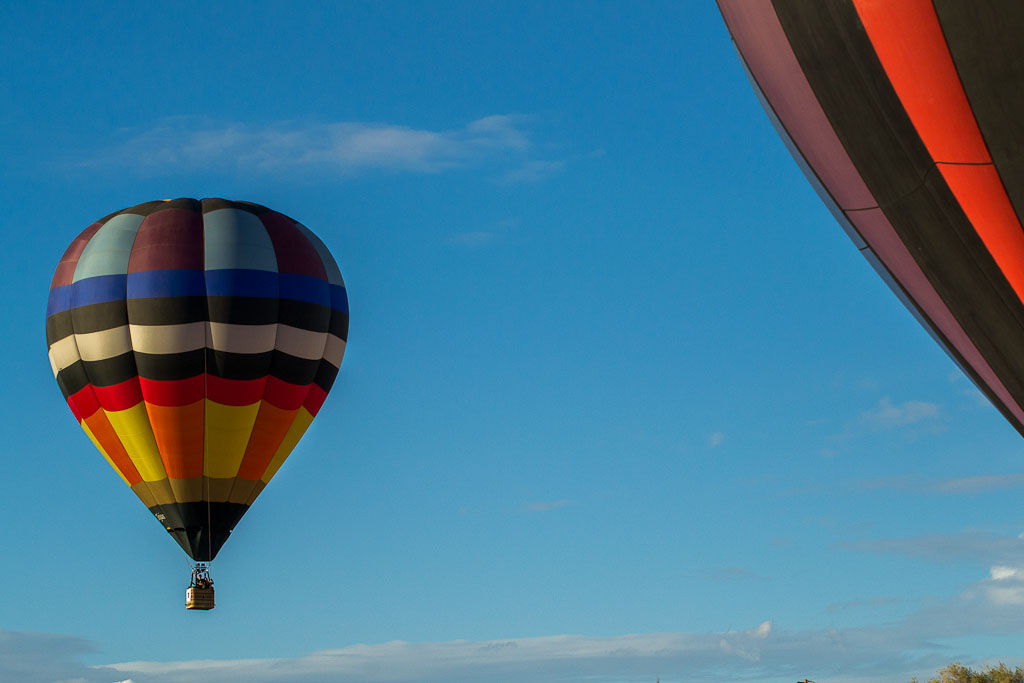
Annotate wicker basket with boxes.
[186,586,215,610]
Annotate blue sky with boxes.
[4,2,1024,682]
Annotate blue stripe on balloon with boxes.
[50,269,340,312]
[69,274,127,309]
[279,272,329,306]
[47,285,73,316]
[127,270,206,299]
[204,269,279,299]
[330,284,348,313]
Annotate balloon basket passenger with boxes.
[186,563,215,610]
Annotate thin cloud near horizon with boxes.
[7,555,1024,683]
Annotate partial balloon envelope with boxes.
[719,1,1024,436]
[46,198,348,560]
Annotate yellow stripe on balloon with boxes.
[81,419,130,485]
[204,400,261,478]
[261,407,314,483]
[104,403,166,482]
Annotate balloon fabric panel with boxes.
[46,198,348,561]
[719,0,1024,435]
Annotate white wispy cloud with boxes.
[860,397,940,429]
[841,530,1024,567]
[708,432,724,448]
[826,596,907,614]
[498,159,566,184]
[448,218,519,248]
[860,473,1024,495]
[933,474,1024,493]
[83,115,566,181]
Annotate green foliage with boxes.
[909,662,1024,683]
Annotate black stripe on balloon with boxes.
[204,349,321,384]
[314,360,339,393]
[127,297,209,326]
[55,362,90,399]
[205,349,274,381]
[771,0,1024,433]
[329,312,349,341]
[134,349,206,381]
[81,352,138,387]
[269,350,321,386]
[207,296,279,326]
[211,198,273,215]
[278,299,331,333]
[53,296,337,332]
[933,2,1024,225]
[46,312,75,346]
[201,197,270,214]
[120,200,176,217]
[150,502,249,561]
[127,197,201,215]
[67,300,129,335]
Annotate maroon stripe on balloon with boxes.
[139,376,205,406]
[263,376,309,410]
[128,208,204,273]
[206,375,267,406]
[259,212,328,279]
[51,221,104,289]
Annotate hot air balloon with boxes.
[45,198,348,609]
[718,1,1024,436]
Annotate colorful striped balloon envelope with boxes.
[45,198,348,561]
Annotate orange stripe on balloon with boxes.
[82,411,143,484]
[853,0,1024,302]
[236,402,299,480]
[145,400,205,478]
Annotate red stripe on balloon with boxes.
[206,375,267,406]
[853,0,1024,305]
[139,375,205,406]
[304,384,328,415]
[92,378,144,411]
[67,385,101,421]
[263,376,309,410]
